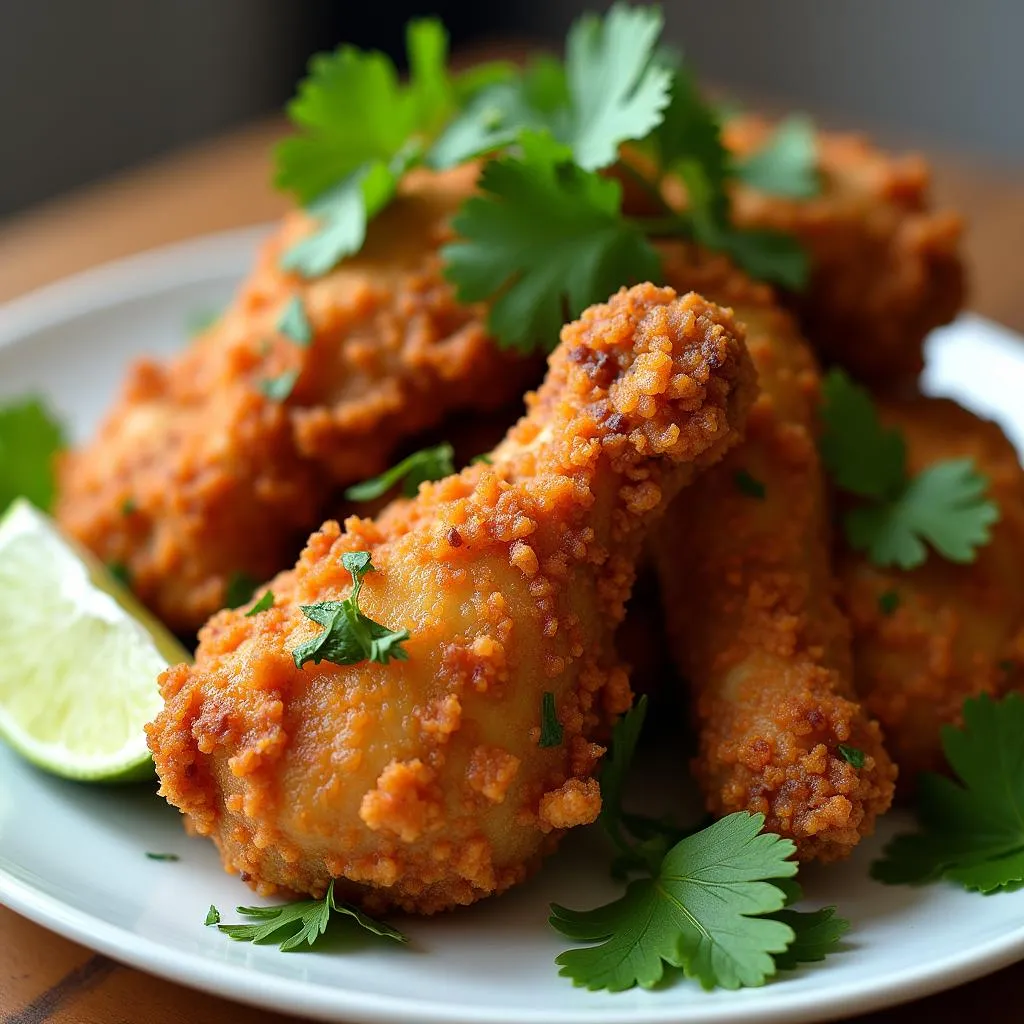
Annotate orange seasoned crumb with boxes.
[467,746,522,804]
[538,778,602,830]
[360,759,444,843]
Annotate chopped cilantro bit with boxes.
[837,745,865,769]
[107,562,132,589]
[276,296,313,346]
[0,397,66,515]
[873,694,1024,893]
[120,497,138,517]
[821,370,998,569]
[735,115,820,199]
[292,551,409,668]
[145,852,179,862]
[217,879,406,952]
[225,572,257,610]
[471,453,494,465]
[205,905,221,926]
[345,443,455,502]
[444,132,661,351]
[878,590,900,616]
[734,469,766,499]
[245,590,275,617]
[539,691,564,748]
[258,369,300,402]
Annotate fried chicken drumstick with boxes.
[55,165,535,633]
[653,258,896,861]
[836,397,1024,786]
[147,284,756,913]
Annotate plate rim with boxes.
[2,229,1024,1024]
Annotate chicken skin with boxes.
[653,259,896,862]
[723,115,965,384]
[56,164,536,633]
[836,397,1024,786]
[147,284,757,913]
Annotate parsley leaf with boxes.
[845,458,999,569]
[344,443,455,502]
[0,397,65,514]
[258,369,299,402]
[768,906,849,970]
[735,115,820,199]
[205,905,221,926]
[145,852,179,862]
[563,4,672,170]
[444,132,661,351]
[873,693,1024,893]
[539,691,564,748]
[107,562,132,589]
[245,591,275,617]
[217,879,406,952]
[225,572,257,610]
[878,590,900,616]
[821,370,999,569]
[429,5,669,173]
[276,296,313,347]
[837,745,865,769]
[734,470,766,499]
[551,812,797,991]
[292,551,409,668]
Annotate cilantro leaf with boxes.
[443,132,661,351]
[245,591,275,617]
[205,905,221,926]
[845,457,999,569]
[258,369,300,403]
[225,572,257,609]
[873,693,1024,893]
[217,879,406,952]
[819,369,906,500]
[145,852,179,862]
[551,812,797,991]
[715,227,810,292]
[0,397,66,514]
[107,562,132,589]
[276,296,313,347]
[734,470,766,499]
[878,590,900,615]
[735,115,820,199]
[344,443,455,502]
[292,551,409,668]
[837,745,865,769]
[563,3,672,170]
[539,691,564,748]
[768,906,848,970]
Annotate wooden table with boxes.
[1,122,1023,1024]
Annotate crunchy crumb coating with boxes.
[653,257,896,862]
[723,115,965,384]
[147,284,755,914]
[56,164,536,632]
[836,397,1024,788]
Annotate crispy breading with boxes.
[836,397,1024,786]
[55,165,537,633]
[654,255,896,861]
[147,284,755,912]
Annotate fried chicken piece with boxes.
[56,164,537,633]
[723,115,965,384]
[836,397,1024,786]
[147,284,756,913]
[653,256,896,861]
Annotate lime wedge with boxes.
[0,498,189,782]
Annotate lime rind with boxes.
[0,498,189,782]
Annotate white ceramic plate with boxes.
[2,228,1024,1024]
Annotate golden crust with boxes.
[147,284,755,913]
[837,397,1024,787]
[56,165,537,632]
[654,259,896,861]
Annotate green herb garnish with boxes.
[245,590,275,617]
[258,369,300,402]
[734,469,766,499]
[345,443,455,502]
[0,397,65,514]
[878,590,900,616]
[837,745,865,769]
[539,691,564,748]
[735,115,820,199]
[292,551,409,668]
[225,572,258,610]
[276,296,313,346]
[145,852,180,862]
[821,370,999,569]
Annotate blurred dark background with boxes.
[2,0,1021,220]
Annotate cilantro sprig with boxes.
[820,370,999,569]
[273,5,819,351]
[873,694,1024,893]
[292,551,409,668]
[551,698,848,992]
[214,879,406,952]
[0,397,65,514]
[344,443,455,502]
